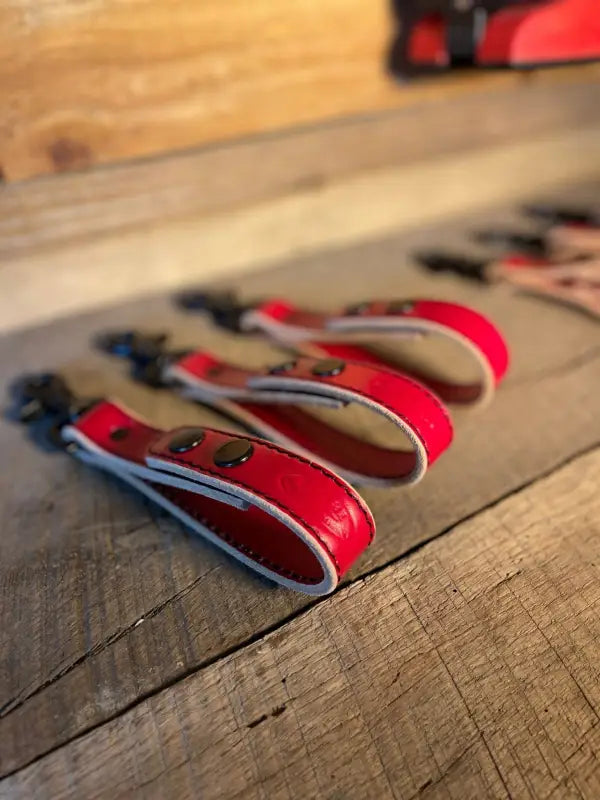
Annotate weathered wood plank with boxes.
[1,76,599,257]
[4,446,600,799]
[2,130,600,335]
[1,0,599,182]
[1,190,599,775]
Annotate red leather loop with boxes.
[62,400,375,595]
[165,352,454,487]
[498,256,600,318]
[240,298,509,406]
[549,225,600,257]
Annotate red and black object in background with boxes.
[9,373,376,596]
[416,203,600,318]
[389,0,600,76]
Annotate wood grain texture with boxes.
[1,75,599,256]
[0,187,599,777]
[4,444,600,799]
[1,0,599,181]
[2,129,600,335]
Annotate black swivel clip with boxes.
[96,330,190,387]
[523,204,600,228]
[473,230,550,259]
[415,251,488,282]
[175,289,256,333]
[9,372,99,450]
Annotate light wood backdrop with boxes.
[1,0,600,182]
[0,183,599,795]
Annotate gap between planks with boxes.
[2,439,599,790]
[0,250,599,779]
[4,445,600,799]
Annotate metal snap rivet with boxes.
[110,427,130,441]
[214,439,254,468]
[311,358,346,377]
[388,300,415,314]
[269,361,296,375]
[168,428,205,453]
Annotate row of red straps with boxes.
[50,296,509,596]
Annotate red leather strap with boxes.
[240,298,510,406]
[498,256,600,318]
[549,225,600,256]
[165,352,453,487]
[61,400,375,595]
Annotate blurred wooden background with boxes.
[1,0,599,330]
[2,4,600,797]
[1,0,600,183]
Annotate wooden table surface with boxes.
[1,186,599,799]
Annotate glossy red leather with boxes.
[497,255,600,318]
[168,352,454,486]
[478,0,600,67]
[64,400,375,595]
[550,225,600,256]
[403,0,600,69]
[241,298,510,405]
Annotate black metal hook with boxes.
[175,289,255,333]
[96,330,167,362]
[523,204,599,228]
[473,229,550,258]
[95,329,190,387]
[8,372,99,450]
[414,251,488,282]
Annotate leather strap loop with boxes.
[548,225,600,257]
[498,255,600,318]
[240,298,509,406]
[164,353,453,487]
[61,400,375,595]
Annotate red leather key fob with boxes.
[167,352,453,487]
[99,332,454,487]
[238,298,509,406]
[15,375,375,596]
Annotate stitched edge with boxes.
[338,363,455,431]
[150,430,375,546]
[151,450,346,577]
[193,352,457,430]
[265,358,455,425]
[318,315,504,395]
[331,380,453,462]
[253,306,494,399]
[158,485,322,584]
[181,359,452,474]
[250,356,455,433]
[252,365,454,465]
[153,452,343,577]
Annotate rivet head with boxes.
[110,427,130,441]
[388,300,415,314]
[311,358,346,377]
[269,360,296,375]
[168,428,205,453]
[214,439,254,468]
